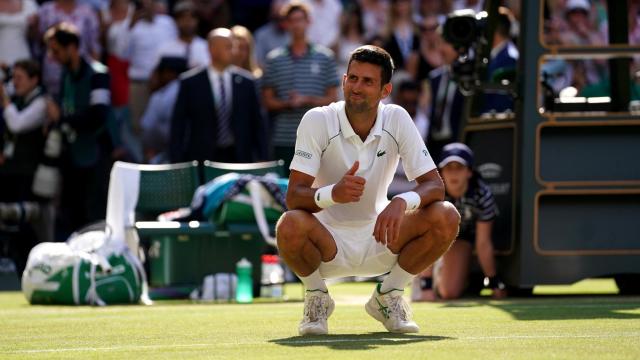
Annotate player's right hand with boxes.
[332,161,366,203]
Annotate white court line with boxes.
[4,333,640,354]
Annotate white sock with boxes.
[299,269,328,292]
[380,263,415,293]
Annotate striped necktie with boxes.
[217,74,233,147]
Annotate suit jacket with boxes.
[383,32,419,71]
[427,67,465,160]
[169,67,268,163]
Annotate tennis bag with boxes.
[22,223,147,305]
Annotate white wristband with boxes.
[392,191,421,211]
[314,184,336,209]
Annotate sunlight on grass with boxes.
[533,278,619,295]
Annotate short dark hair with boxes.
[13,59,41,80]
[280,1,310,19]
[44,22,80,48]
[348,45,395,85]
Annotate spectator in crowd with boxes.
[230,25,262,79]
[412,143,506,301]
[382,0,419,72]
[102,0,141,163]
[262,1,338,171]
[0,59,47,204]
[140,56,186,163]
[155,0,210,70]
[482,7,519,113]
[170,28,268,163]
[44,23,111,240]
[37,0,102,98]
[334,3,366,92]
[560,0,604,46]
[0,0,39,68]
[303,0,343,49]
[0,59,47,277]
[412,0,448,25]
[192,0,231,38]
[254,0,289,69]
[115,0,176,134]
[427,40,464,162]
[359,0,388,41]
[407,14,445,83]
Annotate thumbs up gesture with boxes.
[332,161,366,203]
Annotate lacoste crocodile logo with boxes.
[377,150,386,157]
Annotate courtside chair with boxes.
[202,159,286,181]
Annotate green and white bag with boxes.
[22,223,150,305]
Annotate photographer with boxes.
[0,59,47,277]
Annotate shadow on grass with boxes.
[436,296,640,321]
[270,332,451,350]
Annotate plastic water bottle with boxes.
[260,255,285,299]
[235,258,253,303]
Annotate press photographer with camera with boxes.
[0,59,48,277]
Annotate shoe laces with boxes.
[303,293,329,322]
[384,292,413,322]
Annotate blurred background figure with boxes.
[115,0,176,136]
[427,40,464,162]
[230,25,262,80]
[413,143,506,301]
[155,0,210,70]
[359,0,388,41]
[140,56,186,163]
[482,6,519,114]
[382,0,419,72]
[334,2,365,94]
[102,0,140,163]
[261,1,338,172]
[0,0,39,69]
[560,0,604,46]
[44,23,112,240]
[254,0,289,69]
[36,0,102,98]
[407,14,445,83]
[0,59,48,276]
[170,28,268,163]
[303,0,343,49]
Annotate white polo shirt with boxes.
[290,101,436,225]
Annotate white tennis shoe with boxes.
[365,283,420,333]
[299,289,335,336]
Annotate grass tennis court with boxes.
[1,279,639,359]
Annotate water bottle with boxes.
[235,258,253,303]
[260,255,285,299]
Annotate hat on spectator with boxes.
[565,0,590,14]
[438,143,474,168]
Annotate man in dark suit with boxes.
[428,41,465,163]
[170,27,268,163]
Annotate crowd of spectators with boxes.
[0,0,628,292]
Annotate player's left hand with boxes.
[373,197,406,246]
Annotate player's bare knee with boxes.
[439,201,461,240]
[276,210,308,251]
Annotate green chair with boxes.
[135,161,200,220]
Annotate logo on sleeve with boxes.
[422,149,429,157]
[295,150,312,159]
[376,150,386,157]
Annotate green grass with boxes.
[1,280,639,359]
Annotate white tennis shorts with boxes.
[315,213,398,279]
